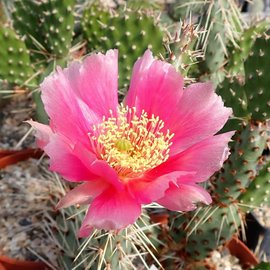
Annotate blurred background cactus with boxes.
[1,0,270,269]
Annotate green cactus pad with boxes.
[169,205,241,261]
[12,0,75,60]
[218,33,270,121]
[51,199,157,270]
[82,5,164,89]
[226,20,270,77]
[184,205,241,260]
[194,0,243,84]
[200,1,229,83]
[239,159,270,208]
[212,122,268,204]
[167,0,203,22]
[0,26,34,86]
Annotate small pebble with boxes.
[210,250,242,270]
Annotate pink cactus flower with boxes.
[29,50,233,237]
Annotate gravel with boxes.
[210,250,242,270]
[0,158,59,266]
[0,94,35,150]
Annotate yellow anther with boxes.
[90,104,173,178]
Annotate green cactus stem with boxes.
[239,159,270,208]
[82,4,164,90]
[218,30,270,121]
[12,0,75,63]
[0,26,34,86]
[211,121,268,204]
[226,19,270,77]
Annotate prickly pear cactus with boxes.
[226,20,270,77]
[164,204,241,268]
[12,0,75,61]
[166,0,244,84]
[212,122,268,204]
[165,117,268,267]
[52,205,159,270]
[168,15,270,265]
[0,26,34,86]
[184,205,241,260]
[53,207,86,270]
[165,22,200,79]
[199,0,229,83]
[218,33,270,121]
[82,4,164,89]
[167,123,266,264]
[239,159,270,208]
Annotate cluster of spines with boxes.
[226,19,270,77]
[184,205,241,260]
[164,22,201,79]
[198,0,229,83]
[211,122,268,204]
[166,204,241,264]
[167,0,244,84]
[218,23,270,121]
[53,206,158,270]
[239,158,270,208]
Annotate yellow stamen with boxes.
[90,104,174,179]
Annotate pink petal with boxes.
[127,171,195,204]
[72,143,124,190]
[89,160,124,190]
[152,132,234,183]
[27,120,53,148]
[157,183,212,211]
[169,82,232,155]
[63,50,118,118]
[44,135,97,182]
[125,50,184,128]
[78,188,141,236]
[56,180,109,209]
[41,50,118,148]
[78,226,93,238]
[44,135,124,188]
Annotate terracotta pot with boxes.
[0,149,43,169]
[227,236,259,268]
[0,262,6,270]
[0,256,46,270]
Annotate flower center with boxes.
[115,139,133,152]
[90,104,174,178]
